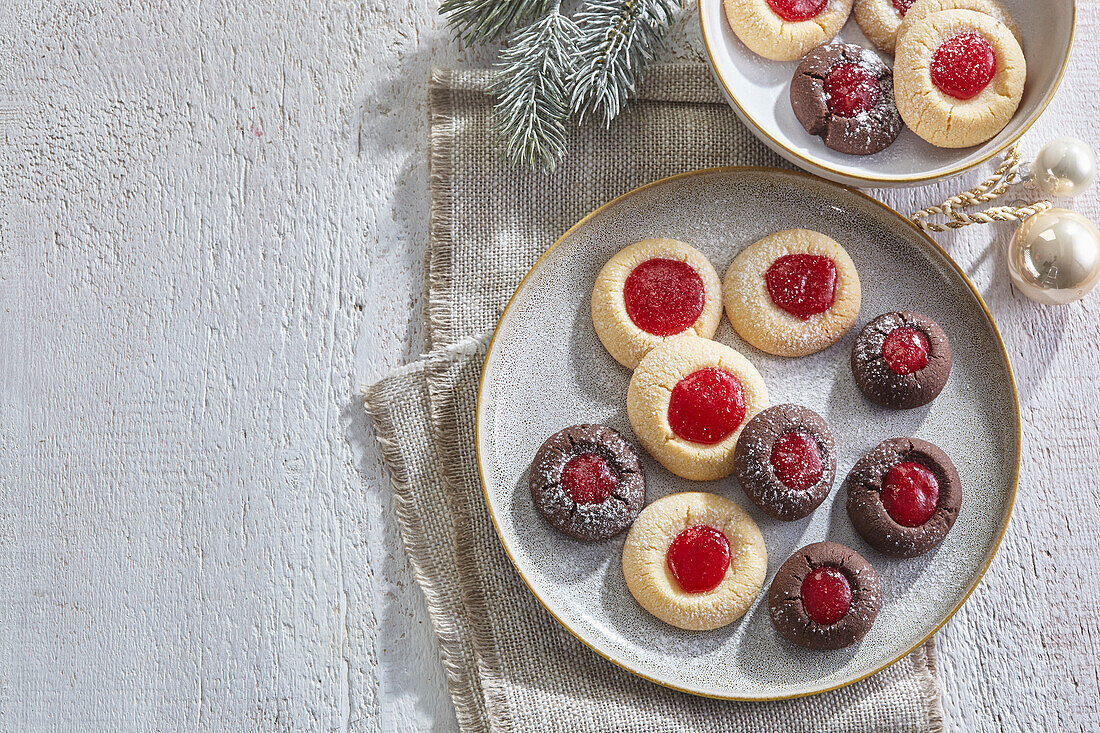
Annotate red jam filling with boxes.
[623,258,706,337]
[891,0,916,15]
[801,566,852,625]
[666,525,731,594]
[765,254,838,320]
[882,461,940,527]
[668,367,746,445]
[824,63,881,118]
[770,431,824,491]
[764,0,828,22]
[930,32,997,101]
[560,453,617,505]
[882,326,930,374]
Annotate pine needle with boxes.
[570,0,680,127]
[441,0,556,44]
[490,10,581,170]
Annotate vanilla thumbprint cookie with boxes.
[724,229,861,357]
[627,335,768,481]
[592,239,723,370]
[894,10,1025,148]
[853,0,919,54]
[725,0,855,62]
[622,492,767,630]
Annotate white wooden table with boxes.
[1,2,1097,730]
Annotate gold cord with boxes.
[909,144,1053,232]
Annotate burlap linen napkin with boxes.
[364,65,945,732]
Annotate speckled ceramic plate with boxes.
[476,168,1020,700]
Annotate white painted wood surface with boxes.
[0,1,1096,731]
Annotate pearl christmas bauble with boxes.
[1032,137,1096,198]
[1007,208,1100,305]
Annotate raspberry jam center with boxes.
[882,326,930,374]
[623,258,706,337]
[930,32,997,101]
[801,566,852,625]
[765,254,838,320]
[770,431,824,491]
[560,453,617,505]
[668,367,746,445]
[764,0,829,22]
[824,63,881,118]
[666,525,731,594]
[891,0,915,15]
[882,461,940,527]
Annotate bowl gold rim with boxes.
[474,166,1021,701]
[697,0,1078,186]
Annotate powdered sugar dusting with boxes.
[531,424,646,541]
[804,43,903,155]
[852,311,951,408]
[735,404,836,520]
[854,311,905,362]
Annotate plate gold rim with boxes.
[473,166,1021,701]
[697,0,1077,185]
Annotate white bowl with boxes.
[699,0,1077,187]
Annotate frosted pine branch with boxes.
[438,0,680,167]
[570,0,680,127]
[490,10,581,170]
[440,0,556,43]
